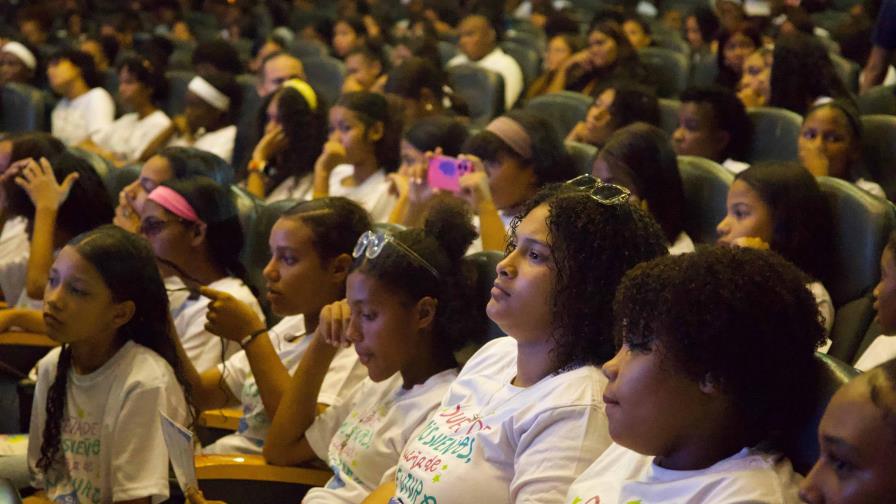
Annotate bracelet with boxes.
[240,327,267,349]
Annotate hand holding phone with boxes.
[427,155,473,193]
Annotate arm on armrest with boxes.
[194,454,332,485]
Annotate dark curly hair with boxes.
[680,85,753,162]
[404,115,469,156]
[770,33,853,115]
[735,161,834,283]
[613,246,825,440]
[686,6,720,46]
[118,55,169,104]
[383,57,469,118]
[463,110,579,189]
[157,146,234,186]
[281,197,371,263]
[352,198,484,362]
[596,122,685,243]
[37,225,195,472]
[2,132,65,172]
[191,39,243,76]
[509,183,668,369]
[47,48,100,89]
[336,91,402,172]
[5,149,113,241]
[255,84,326,193]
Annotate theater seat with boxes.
[658,98,680,136]
[857,84,896,115]
[746,106,802,163]
[446,64,505,128]
[195,454,331,504]
[829,53,859,93]
[232,73,263,172]
[290,39,328,59]
[500,41,541,91]
[1,83,49,133]
[860,114,896,201]
[676,155,734,244]
[438,41,459,67]
[688,57,718,87]
[818,177,895,357]
[565,140,598,175]
[300,55,345,109]
[782,353,857,475]
[164,70,195,116]
[638,47,688,99]
[818,176,895,307]
[524,91,591,138]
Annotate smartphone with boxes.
[427,155,473,193]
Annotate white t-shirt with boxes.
[202,315,367,455]
[170,124,237,164]
[92,110,172,163]
[328,164,396,223]
[387,337,611,504]
[565,444,803,504]
[447,48,524,110]
[28,341,188,504]
[854,334,896,371]
[854,178,886,199]
[172,276,264,371]
[722,158,751,174]
[304,368,459,504]
[266,173,314,203]
[0,217,29,304]
[51,88,115,145]
[668,231,695,255]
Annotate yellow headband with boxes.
[281,79,318,112]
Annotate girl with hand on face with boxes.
[172,197,370,454]
[313,91,401,223]
[853,232,896,371]
[139,176,263,370]
[799,359,896,504]
[565,84,660,149]
[716,161,836,339]
[147,74,242,164]
[457,110,578,252]
[548,20,650,97]
[26,225,192,504]
[80,56,171,166]
[245,79,325,203]
[526,33,582,100]
[366,177,668,504]
[737,48,773,108]
[113,147,230,234]
[797,100,886,199]
[264,200,482,504]
[566,247,823,504]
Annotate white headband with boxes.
[187,76,230,111]
[2,42,36,71]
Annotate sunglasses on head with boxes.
[565,174,631,205]
[353,230,439,279]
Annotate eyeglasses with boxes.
[353,230,439,279]
[566,174,631,205]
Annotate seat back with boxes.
[746,106,802,163]
[857,84,896,115]
[829,52,859,93]
[0,478,22,504]
[783,353,857,475]
[290,39,328,58]
[860,114,896,201]
[565,140,598,175]
[676,155,734,244]
[1,83,49,132]
[300,55,345,108]
[67,147,118,202]
[638,47,688,98]
[163,70,195,116]
[232,73,262,171]
[438,41,459,67]
[688,55,718,87]
[524,91,592,138]
[818,176,896,307]
[500,41,541,90]
[829,293,878,364]
[658,98,680,136]
[447,64,505,128]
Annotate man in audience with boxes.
[257,51,305,97]
[446,14,524,110]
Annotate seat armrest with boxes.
[195,454,332,486]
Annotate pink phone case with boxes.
[427,155,472,193]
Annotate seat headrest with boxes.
[676,155,733,244]
[818,176,896,306]
[746,106,802,163]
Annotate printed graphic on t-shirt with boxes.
[46,411,104,503]
[326,401,391,490]
[391,403,490,504]
[569,497,643,504]
[237,375,266,447]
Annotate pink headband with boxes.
[147,186,204,224]
[485,116,533,160]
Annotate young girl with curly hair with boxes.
[365,176,668,503]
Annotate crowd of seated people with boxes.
[0,0,895,503]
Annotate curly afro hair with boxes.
[613,246,826,438]
[509,183,669,370]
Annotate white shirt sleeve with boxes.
[82,88,116,139]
